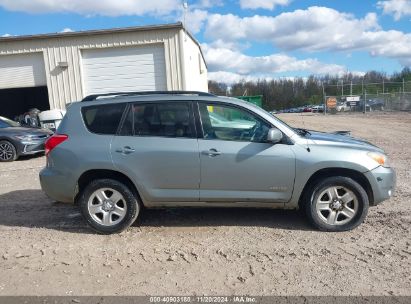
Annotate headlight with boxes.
[367,152,390,167]
[15,135,34,141]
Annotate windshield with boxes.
[267,111,298,131]
[223,97,299,136]
[209,112,229,122]
[0,116,20,128]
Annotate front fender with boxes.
[287,144,378,208]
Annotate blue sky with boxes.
[1,0,410,83]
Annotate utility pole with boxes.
[341,80,344,96]
[350,80,353,96]
[322,82,326,115]
[364,90,367,114]
[383,79,385,94]
[403,78,405,93]
[362,78,364,95]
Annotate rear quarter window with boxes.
[81,103,126,135]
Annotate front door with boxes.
[111,101,200,204]
[197,102,295,202]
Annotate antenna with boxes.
[182,1,188,41]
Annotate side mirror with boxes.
[267,128,283,144]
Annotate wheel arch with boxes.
[75,169,144,206]
[0,137,17,146]
[298,167,374,208]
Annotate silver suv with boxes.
[40,91,396,234]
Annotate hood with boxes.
[0,126,53,137]
[308,130,384,153]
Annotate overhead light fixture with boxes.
[57,61,69,68]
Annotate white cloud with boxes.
[191,0,223,9]
[1,33,12,37]
[377,0,411,20]
[184,9,208,34]
[351,71,367,77]
[204,6,411,66]
[208,71,268,84]
[205,7,380,50]
[202,44,347,77]
[60,28,74,33]
[0,0,181,16]
[0,0,222,16]
[240,0,291,11]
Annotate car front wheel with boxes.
[304,176,369,232]
[0,140,17,162]
[79,179,140,234]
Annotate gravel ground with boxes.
[0,112,410,296]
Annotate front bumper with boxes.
[14,138,47,156]
[365,166,396,205]
[21,141,45,155]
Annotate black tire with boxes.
[79,179,140,234]
[0,140,17,162]
[303,176,369,232]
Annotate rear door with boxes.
[197,102,296,203]
[111,101,200,204]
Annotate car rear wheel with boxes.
[0,140,17,162]
[79,179,140,234]
[304,176,369,232]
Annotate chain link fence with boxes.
[323,80,411,113]
[376,92,411,111]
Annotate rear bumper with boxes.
[39,167,76,203]
[365,166,396,205]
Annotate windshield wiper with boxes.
[294,128,311,136]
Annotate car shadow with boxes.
[0,189,313,233]
[16,153,45,162]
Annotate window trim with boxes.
[116,100,198,139]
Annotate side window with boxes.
[199,103,272,143]
[82,103,126,135]
[121,102,194,138]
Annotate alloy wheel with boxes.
[315,186,359,226]
[0,142,14,161]
[87,188,127,226]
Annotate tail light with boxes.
[45,134,68,156]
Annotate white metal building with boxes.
[0,23,208,119]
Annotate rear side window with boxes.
[120,102,194,138]
[82,103,126,135]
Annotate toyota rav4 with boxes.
[40,91,396,234]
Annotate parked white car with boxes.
[312,105,324,113]
[337,102,351,112]
[39,109,66,132]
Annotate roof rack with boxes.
[82,91,215,102]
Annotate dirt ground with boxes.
[0,112,410,296]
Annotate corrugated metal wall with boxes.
[181,33,208,92]
[0,28,185,110]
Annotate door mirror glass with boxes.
[267,128,283,144]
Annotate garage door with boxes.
[82,45,167,95]
[0,53,47,89]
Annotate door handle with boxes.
[115,146,135,155]
[202,149,222,157]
